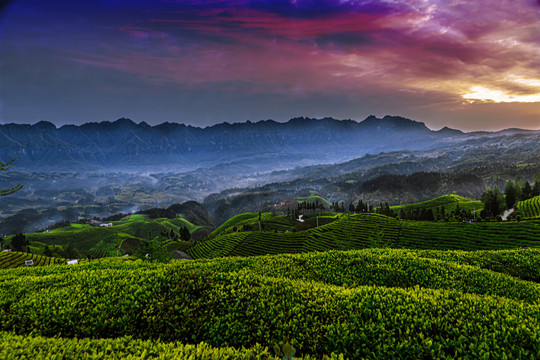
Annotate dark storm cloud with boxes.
[247,0,395,18]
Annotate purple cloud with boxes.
[1,0,539,130]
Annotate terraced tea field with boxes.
[399,220,540,250]
[391,194,482,215]
[189,213,540,259]
[0,251,65,269]
[6,213,203,258]
[189,213,401,258]
[1,248,539,359]
[517,195,540,219]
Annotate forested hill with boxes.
[1,115,527,172]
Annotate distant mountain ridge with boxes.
[0,115,535,172]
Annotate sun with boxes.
[463,77,540,103]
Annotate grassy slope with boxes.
[189,213,540,259]
[189,213,400,259]
[13,214,204,258]
[399,220,540,250]
[390,194,483,214]
[208,212,263,237]
[297,195,332,208]
[517,195,540,219]
[207,212,299,237]
[1,248,539,359]
[0,251,66,269]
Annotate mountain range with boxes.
[3,115,527,173]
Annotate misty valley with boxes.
[2,116,539,235]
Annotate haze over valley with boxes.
[1,115,538,233]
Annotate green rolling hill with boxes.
[390,194,482,216]
[6,213,206,259]
[7,193,540,262]
[189,213,400,259]
[0,251,66,269]
[188,212,540,259]
[1,248,539,359]
[517,195,540,219]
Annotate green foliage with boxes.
[481,186,505,218]
[0,332,297,360]
[399,220,540,251]
[391,194,482,221]
[135,237,170,263]
[0,251,66,269]
[274,337,296,360]
[57,244,81,259]
[368,227,388,248]
[0,157,23,197]
[14,214,202,259]
[505,179,518,209]
[517,195,540,219]
[188,213,400,259]
[10,233,27,252]
[190,212,540,259]
[1,248,540,359]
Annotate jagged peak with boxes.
[360,115,429,131]
[436,126,463,135]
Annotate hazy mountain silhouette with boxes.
[1,115,534,172]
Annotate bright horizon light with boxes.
[463,81,540,103]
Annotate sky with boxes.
[0,0,539,131]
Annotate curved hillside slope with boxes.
[189,213,540,259]
[517,195,540,219]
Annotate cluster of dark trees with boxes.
[398,204,473,222]
[480,187,505,219]
[160,227,191,242]
[330,200,371,213]
[481,175,540,219]
[8,233,27,251]
[504,176,540,209]
[479,175,539,219]
[376,203,395,217]
[135,237,170,263]
[297,200,325,212]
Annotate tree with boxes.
[1,158,23,196]
[532,174,540,197]
[59,244,80,259]
[514,177,522,202]
[135,236,170,263]
[521,181,532,201]
[180,227,191,242]
[504,179,517,209]
[481,186,505,218]
[11,233,27,251]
